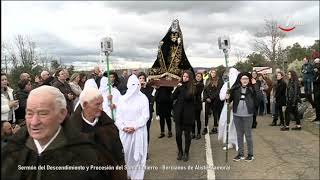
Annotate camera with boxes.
[101,37,113,53]
[218,36,230,50]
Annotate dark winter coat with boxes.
[301,62,314,80]
[52,80,75,115]
[14,89,29,121]
[42,76,55,86]
[229,84,258,115]
[203,78,224,111]
[69,106,127,180]
[194,82,204,111]
[253,79,263,102]
[203,78,223,104]
[140,84,155,114]
[264,76,273,97]
[274,79,287,106]
[1,125,114,180]
[286,80,301,107]
[155,86,174,117]
[118,76,128,95]
[313,70,320,95]
[172,83,195,129]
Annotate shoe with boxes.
[196,134,201,139]
[209,127,218,134]
[183,153,189,162]
[158,133,165,138]
[177,151,183,160]
[291,126,302,130]
[252,122,257,129]
[269,122,276,126]
[277,123,284,126]
[280,126,289,131]
[222,144,233,150]
[233,154,245,162]
[168,132,173,138]
[202,128,208,135]
[191,133,196,139]
[245,155,255,162]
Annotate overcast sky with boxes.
[2,1,319,71]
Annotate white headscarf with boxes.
[122,75,141,102]
[219,68,239,101]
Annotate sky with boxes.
[2,1,319,71]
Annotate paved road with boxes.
[144,112,319,179]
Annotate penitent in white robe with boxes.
[115,75,149,180]
[218,68,240,151]
[74,77,121,120]
[99,77,121,119]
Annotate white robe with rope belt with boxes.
[218,68,240,151]
[115,75,149,180]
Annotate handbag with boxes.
[297,102,307,120]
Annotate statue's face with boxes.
[171,33,178,42]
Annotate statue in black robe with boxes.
[148,19,194,87]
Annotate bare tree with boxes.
[254,19,286,63]
[1,41,18,71]
[233,48,247,62]
[15,35,39,67]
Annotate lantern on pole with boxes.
[100,37,115,120]
[218,35,231,163]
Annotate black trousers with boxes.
[146,114,152,145]
[273,102,284,125]
[192,109,202,135]
[176,124,191,153]
[252,106,258,126]
[204,102,220,127]
[285,105,300,126]
[159,115,172,133]
[267,95,271,114]
[315,92,320,120]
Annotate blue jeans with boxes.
[304,79,312,95]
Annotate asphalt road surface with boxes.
[144,111,319,180]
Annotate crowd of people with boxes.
[1,55,320,179]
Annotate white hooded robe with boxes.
[74,77,121,120]
[115,75,149,180]
[218,68,240,150]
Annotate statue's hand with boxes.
[159,41,164,48]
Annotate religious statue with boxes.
[148,19,194,87]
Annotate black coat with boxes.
[286,80,301,106]
[68,106,127,180]
[14,89,29,120]
[274,79,287,106]
[254,79,263,102]
[314,71,320,95]
[52,80,75,115]
[42,76,55,86]
[140,84,155,114]
[229,84,258,115]
[203,78,224,110]
[155,86,173,117]
[194,82,204,111]
[1,125,114,180]
[172,83,195,129]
